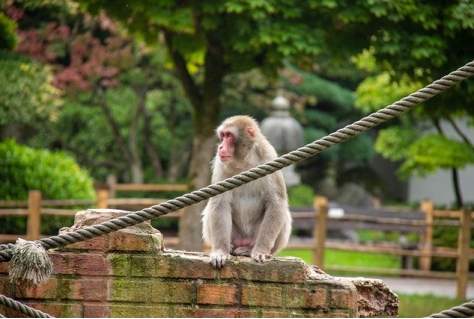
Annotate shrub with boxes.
[288,184,315,206]
[0,139,95,235]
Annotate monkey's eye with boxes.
[221,131,233,140]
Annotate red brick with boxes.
[242,284,282,307]
[15,278,58,299]
[239,258,306,283]
[175,307,239,318]
[286,286,327,309]
[151,281,195,303]
[61,278,107,301]
[108,231,162,252]
[49,252,112,276]
[197,283,237,305]
[25,302,82,318]
[160,254,220,279]
[59,236,108,252]
[0,262,9,273]
[330,289,357,309]
[83,303,110,318]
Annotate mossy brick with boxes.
[175,307,240,318]
[49,252,112,276]
[242,284,283,307]
[218,258,240,279]
[329,289,358,310]
[286,286,327,309]
[107,253,131,277]
[83,303,110,318]
[150,281,195,304]
[130,255,163,277]
[239,257,306,283]
[197,283,237,305]
[240,309,302,318]
[131,254,218,279]
[61,278,107,301]
[108,279,151,302]
[0,276,12,294]
[15,278,58,299]
[110,305,170,317]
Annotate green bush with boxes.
[0,139,95,235]
[288,184,315,206]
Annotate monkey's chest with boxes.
[231,187,265,234]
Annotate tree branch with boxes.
[163,30,203,112]
[95,87,134,164]
[140,89,164,179]
[446,115,474,149]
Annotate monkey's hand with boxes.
[209,251,230,269]
[252,252,272,263]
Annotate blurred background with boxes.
[1,1,474,316]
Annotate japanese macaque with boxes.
[202,115,292,268]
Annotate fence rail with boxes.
[287,197,473,300]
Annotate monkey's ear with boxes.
[247,127,256,138]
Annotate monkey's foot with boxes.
[252,252,272,263]
[209,251,230,269]
[231,246,252,257]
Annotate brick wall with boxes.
[0,209,398,318]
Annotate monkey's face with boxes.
[218,129,235,163]
[215,116,260,167]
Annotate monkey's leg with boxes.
[231,246,252,257]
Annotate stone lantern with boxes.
[260,94,304,187]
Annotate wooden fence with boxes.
[0,179,188,247]
[1,186,472,299]
[287,197,473,300]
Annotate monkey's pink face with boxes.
[218,130,234,163]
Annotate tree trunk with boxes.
[167,142,191,182]
[178,134,216,251]
[451,167,463,208]
[141,94,164,179]
[169,33,225,251]
[129,98,144,184]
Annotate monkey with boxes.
[202,115,292,269]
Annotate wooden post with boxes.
[420,200,433,271]
[96,189,109,209]
[106,174,117,199]
[27,190,42,240]
[456,207,471,300]
[313,196,328,268]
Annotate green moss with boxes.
[107,254,131,276]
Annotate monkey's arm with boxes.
[252,174,292,262]
[202,195,233,268]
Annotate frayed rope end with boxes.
[8,239,52,288]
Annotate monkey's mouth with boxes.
[219,156,231,162]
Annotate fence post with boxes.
[456,207,471,300]
[313,196,328,268]
[106,174,117,199]
[27,190,42,241]
[420,200,433,271]
[97,189,109,209]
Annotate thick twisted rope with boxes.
[0,60,473,262]
[429,300,474,317]
[0,294,53,318]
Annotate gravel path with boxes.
[374,277,474,299]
